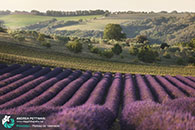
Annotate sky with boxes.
[1,0,195,12]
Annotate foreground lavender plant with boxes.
[145,75,171,102]
[0,66,42,87]
[137,110,195,130]
[0,106,62,117]
[0,68,62,109]
[0,64,7,69]
[165,75,195,96]
[104,73,123,117]
[0,64,32,81]
[123,74,137,105]
[162,97,195,116]
[22,70,81,107]
[0,67,50,96]
[135,74,154,101]
[0,64,20,75]
[42,71,92,107]
[175,75,195,89]
[120,101,161,130]
[85,73,112,105]
[155,75,186,98]
[47,105,115,130]
[63,72,102,108]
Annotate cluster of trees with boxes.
[0,10,11,15]
[177,38,195,49]
[88,43,123,58]
[31,10,109,17]
[10,30,51,48]
[124,15,195,44]
[129,45,159,63]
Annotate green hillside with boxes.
[0,14,102,28]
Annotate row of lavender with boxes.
[0,64,194,130]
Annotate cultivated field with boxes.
[0,64,194,130]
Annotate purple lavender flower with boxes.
[120,101,161,130]
[162,97,195,116]
[137,110,195,130]
[47,105,115,130]
[135,74,154,101]
[63,72,102,108]
[0,66,42,87]
[0,64,20,75]
[165,75,195,97]
[175,75,195,89]
[0,68,62,109]
[145,75,171,103]
[22,70,81,107]
[42,71,92,107]
[0,64,31,81]
[123,74,137,105]
[104,73,123,117]
[155,75,186,98]
[0,67,50,96]
[85,73,112,105]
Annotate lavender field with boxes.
[0,64,194,130]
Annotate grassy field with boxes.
[0,40,194,76]
[0,14,102,28]
[57,19,129,31]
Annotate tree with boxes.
[160,43,170,49]
[112,44,122,55]
[135,35,148,43]
[103,24,126,41]
[66,40,82,53]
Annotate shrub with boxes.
[138,46,159,63]
[66,40,82,53]
[120,54,124,59]
[188,56,195,64]
[112,44,122,55]
[176,58,185,65]
[101,49,113,58]
[135,35,148,43]
[30,31,38,39]
[54,35,70,43]
[129,45,139,56]
[160,43,170,49]
[37,33,45,41]
[90,46,100,54]
[14,34,25,42]
[163,51,171,59]
[41,41,51,48]
[0,27,7,33]
[168,47,180,52]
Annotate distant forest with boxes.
[0,10,194,17]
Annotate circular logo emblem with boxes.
[2,115,15,129]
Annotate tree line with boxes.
[31,10,109,16]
